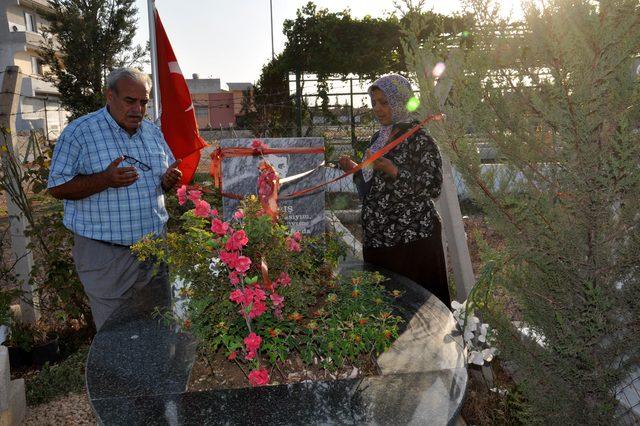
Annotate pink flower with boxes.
[229,289,244,304]
[225,230,249,251]
[270,293,284,307]
[211,208,219,216]
[277,271,291,287]
[235,255,252,273]
[227,351,237,361]
[244,332,262,359]
[292,231,302,242]
[211,218,230,236]
[285,237,301,252]
[187,189,203,202]
[252,285,266,301]
[251,139,269,152]
[249,300,267,319]
[194,199,211,218]
[219,250,239,269]
[233,209,245,220]
[228,271,241,286]
[248,368,269,387]
[177,185,188,205]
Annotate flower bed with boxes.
[133,175,403,388]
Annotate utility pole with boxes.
[0,66,39,324]
[270,0,275,60]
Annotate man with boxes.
[47,67,182,330]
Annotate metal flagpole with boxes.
[148,0,160,122]
[270,0,274,60]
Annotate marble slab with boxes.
[220,138,325,234]
[86,260,467,425]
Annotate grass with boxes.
[26,346,89,406]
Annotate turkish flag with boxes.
[155,8,207,184]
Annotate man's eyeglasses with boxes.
[123,155,151,172]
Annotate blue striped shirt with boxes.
[47,107,175,245]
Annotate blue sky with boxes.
[134,1,522,86]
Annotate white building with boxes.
[0,0,68,139]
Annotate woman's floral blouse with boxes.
[360,122,443,248]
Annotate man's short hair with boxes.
[106,68,151,93]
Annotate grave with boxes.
[220,138,325,234]
[85,260,467,424]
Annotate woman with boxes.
[339,74,451,307]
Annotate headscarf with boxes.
[363,74,414,182]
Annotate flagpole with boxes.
[148,0,160,122]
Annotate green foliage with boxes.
[133,195,400,382]
[242,2,472,136]
[403,0,640,423]
[39,0,148,120]
[26,347,89,406]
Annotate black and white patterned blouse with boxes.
[356,122,443,248]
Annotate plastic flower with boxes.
[249,300,267,319]
[292,231,302,242]
[235,255,252,273]
[225,230,249,251]
[248,368,269,387]
[211,218,230,236]
[233,209,245,220]
[194,199,212,218]
[251,139,269,152]
[227,351,237,361]
[176,185,188,205]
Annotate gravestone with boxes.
[220,138,325,234]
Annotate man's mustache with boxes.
[127,114,143,119]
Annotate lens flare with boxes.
[432,62,446,78]
[406,97,420,112]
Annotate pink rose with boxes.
[194,199,211,218]
[248,368,269,387]
[235,256,252,273]
[187,189,203,202]
[251,139,268,152]
[211,218,230,236]
[177,185,188,205]
[285,237,301,252]
[225,230,249,251]
[233,209,245,220]
[270,293,284,307]
[211,208,219,216]
[251,285,266,301]
[292,231,302,242]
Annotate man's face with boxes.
[106,77,149,134]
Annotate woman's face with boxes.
[371,88,393,126]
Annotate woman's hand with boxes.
[338,155,358,172]
[367,149,398,178]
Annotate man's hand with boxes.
[102,156,138,188]
[367,149,398,178]
[338,155,358,172]
[162,159,183,192]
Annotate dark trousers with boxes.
[363,220,451,309]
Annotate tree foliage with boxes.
[404,0,640,423]
[243,2,471,136]
[39,0,147,120]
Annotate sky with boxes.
[133,0,524,88]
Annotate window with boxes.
[24,12,36,32]
[31,57,43,75]
[195,106,208,119]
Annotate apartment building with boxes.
[186,74,253,130]
[1,0,67,138]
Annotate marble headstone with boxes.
[220,138,325,234]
